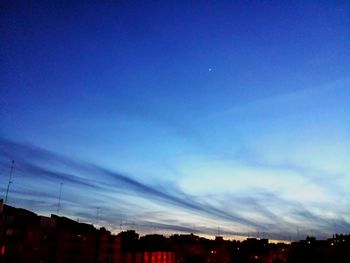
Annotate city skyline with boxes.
[1,1,350,241]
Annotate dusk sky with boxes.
[1,1,350,241]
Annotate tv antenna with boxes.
[57,182,63,214]
[5,160,15,204]
[96,207,100,225]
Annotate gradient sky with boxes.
[1,1,350,241]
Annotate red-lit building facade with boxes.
[0,200,175,263]
[2,200,349,263]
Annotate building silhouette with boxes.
[1,200,349,263]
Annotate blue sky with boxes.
[1,1,349,241]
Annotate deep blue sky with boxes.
[1,1,350,241]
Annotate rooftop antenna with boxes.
[119,214,124,232]
[96,207,100,225]
[57,182,63,214]
[153,222,157,234]
[297,227,300,241]
[5,160,15,204]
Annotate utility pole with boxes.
[57,182,63,214]
[5,160,15,204]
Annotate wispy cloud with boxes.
[195,78,350,123]
[0,138,260,227]
[1,137,348,240]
